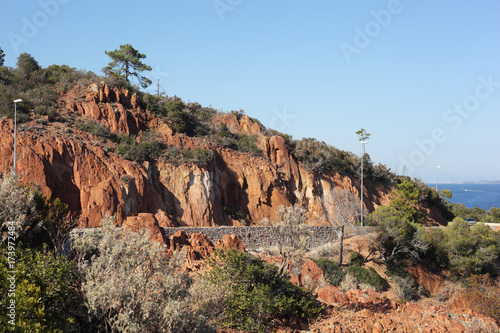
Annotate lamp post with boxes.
[13,99,22,177]
[360,141,367,227]
[435,165,441,193]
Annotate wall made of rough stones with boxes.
[70,226,373,249]
[163,226,362,249]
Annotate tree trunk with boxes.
[338,225,344,266]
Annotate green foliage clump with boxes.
[0,47,4,68]
[115,132,165,162]
[16,52,41,80]
[236,134,261,156]
[76,121,165,162]
[0,53,99,122]
[349,251,364,266]
[346,252,384,292]
[346,265,384,292]
[204,249,321,333]
[138,94,215,137]
[430,218,500,276]
[75,120,120,143]
[0,246,83,332]
[103,44,152,88]
[163,146,215,165]
[391,180,425,223]
[293,138,354,175]
[312,258,345,286]
[367,205,429,263]
[448,202,500,224]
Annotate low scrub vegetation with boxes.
[202,249,322,333]
[312,253,385,292]
[459,274,500,324]
[73,216,212,332]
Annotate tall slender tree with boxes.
[356,128,371,226]
[103,44,152,88]
[0,47,5,67]
[16,52,40,79]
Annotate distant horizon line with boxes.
[424,180,500,185]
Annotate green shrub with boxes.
[0,246,83,332]
[163,146,215,165]
[205,249,321,333]
[115,133,165,162]
[346,265,384,292]
[236,134,261,156]
[349,251,364,266]
[440,218,500,276]
[75,120,119,143]
[312,258,345,286]
[293,138,355,175]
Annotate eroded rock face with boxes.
[0,83,437,229]
[292,259,500,333]
[165,230,244,270]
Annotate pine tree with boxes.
[103,44,152,88]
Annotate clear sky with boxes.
[1,0,499,183]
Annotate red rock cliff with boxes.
[0,83,396,228]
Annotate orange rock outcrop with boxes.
[0,83,433,229]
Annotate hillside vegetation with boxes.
[1,50,500,332]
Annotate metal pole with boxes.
[14,102,17,177]
[436,166,441,193]
[13,99,22,177]
[361,142,366,226]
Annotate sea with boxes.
[426,183,500,211]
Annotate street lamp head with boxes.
[14,99,23,103]
[361,141,367,144]
[436,166,441,168]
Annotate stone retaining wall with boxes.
[163,226,363,249]
[70,226,373,249]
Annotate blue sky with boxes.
[1,0,499,182]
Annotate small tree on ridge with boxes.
[103,44,152,88]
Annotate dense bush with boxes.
[346,265,384,292]
[312,257,345,286]
[115,132,165,162]
[74,216,211,332]
[75,120,120,143]
[429,218,500,276]
[293,138,355,175]
[138,94,215,137]
[0,246,83,332]
[447,202,500,224]
[367,205,429,263]
[0,53,99,122]
[349,251,364,266]
[204,249,321,333]
[236,134,261,156]
[345,252,385,292]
